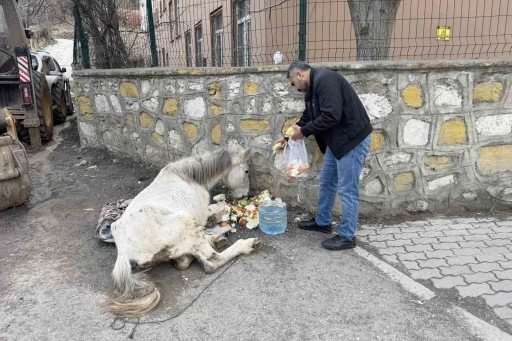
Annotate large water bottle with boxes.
[259,199,287,235]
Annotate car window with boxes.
[0,5,9,48]
[53,59,61,71]
[31,55,39,70]
[48,58,56,71]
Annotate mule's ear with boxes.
[242,148,250,161]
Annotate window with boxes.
[211,8,223,67]
[174,0,180,36]
[194,23,205,67]
[168,1,173,38]
[185,30,192,67]
[234,0,250,66]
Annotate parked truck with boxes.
[0,0,48,211]
[1,0,53,151]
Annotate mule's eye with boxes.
[245,170,249,174]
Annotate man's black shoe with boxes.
[321,235,356,250]
[297,218,332,233]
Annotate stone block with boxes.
[184,97,206,119]
[403,118,430,147]
[401,84,424,109]
[474,81,503,103]
[163,98,179,116]
[211,104,223,116]
[494,307,512,319]
[78,96,91,114]
[183,122,199,140]
[469,262,503,273]
[240,119,270,132]
[418,258,448,268]
[110,95,122,114]
[405,244,433,252]
[208,82,222,99]
[126,113,135,126]
[363,177,385,196]
[398,252,427,261]
[457,283,494,297]
[446,255,478,265]
[432,276,466,289]
[359,93,393,121]
[424,154,456,172]
[409,268,442,280]
[427,174,456,191]
[245,82,259,95]
[211,123,222,145]
[381,152,413,168]
[437,118,467,146]
[168,130,184,151]
[433,242,460,250]
[393,172,414,192]
[402,261,421,270]
[370,130,387,152]
[425,250,455,258]
[476,114,512,136]
[94,94,110,113]
[142,97,159,112]
[463,272,497,283]
[489,280,512,292]
[477,144,512,176]
[495,269,512,280]
[482,292,512,307]
[139,112,153,129]
[120,81,138,98]
[432,79,463,109]
[439,265,471,276]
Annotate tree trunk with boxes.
[348,0,402,61]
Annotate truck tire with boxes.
[52,82,67,124]
[32,70,53,140]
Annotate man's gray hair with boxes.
[287,60,311,78]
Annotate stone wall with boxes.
[72,60,512,216]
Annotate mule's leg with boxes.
[172,255,195,270]
[205,234,229,250]
[207,202,228,223]
[191,237,261,274]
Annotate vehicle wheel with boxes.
[32,70,53,141]
[52,83,67,124]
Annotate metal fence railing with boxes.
[73,0,512,69]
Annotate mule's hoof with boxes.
[253,239,263,249]
[214,236,229,249]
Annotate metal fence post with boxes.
[298,0,307,61]
[146,0,159,67]
[74,4,90,69]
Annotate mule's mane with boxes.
[162,148,233,185]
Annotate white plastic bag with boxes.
[284,139,310,182]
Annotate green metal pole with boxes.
[74,4,90,69]
[146,0,159,67]
[298,0,307,61]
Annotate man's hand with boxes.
[272,136,286,152]
[290,125,304,140]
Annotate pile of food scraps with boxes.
[212,190,272,230]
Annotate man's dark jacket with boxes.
[298,67,373,160]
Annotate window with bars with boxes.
[233,0,250,67]
[174,0,180,36]
[211,8,223,67]
[168,1,173,38]
[195,23,205,67]
[185,30,192,67]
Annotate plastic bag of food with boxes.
[284,138,309,181]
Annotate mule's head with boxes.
[223,147,250,198]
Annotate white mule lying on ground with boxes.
[108,146,262,317]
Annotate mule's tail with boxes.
[107,253,161,317]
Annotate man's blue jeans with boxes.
[315,135,371,240]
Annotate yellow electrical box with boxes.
[436,26,451,41]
